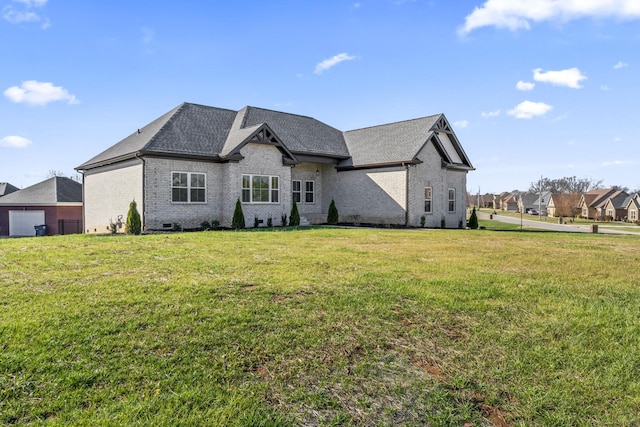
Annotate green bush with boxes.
[327,199,339,225]
[125,200,142,235]
[232,199,245,230]
[289,200,300,226]
[468,207,479,229]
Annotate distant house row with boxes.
[470,189,640,222]
[0,177,83,237]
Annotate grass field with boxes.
[1,226,639,426]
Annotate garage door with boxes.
[9,210,45,237]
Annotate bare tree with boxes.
[529,176,603,193]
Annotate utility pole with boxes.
[538,175,542,220]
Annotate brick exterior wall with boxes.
[83,159,143,233]
[143,143,292,229]
[408,141,467,228]
[325,166,407,225]
[143,157,224,230]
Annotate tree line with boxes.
[528,176,634,194]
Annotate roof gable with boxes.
[221,123,298,163]
[341,114,473,169]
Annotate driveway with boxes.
[477,211,640,235]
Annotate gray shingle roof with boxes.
[0,182,19,197]
[342,115,440,167]
[0,177,82,205]
[77,102,473,171]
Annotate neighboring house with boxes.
[499,192,519,211]
[600,190,629,221]
[578,189,616,219]
[0,182,19,197]
[0,177,83,237]
[546,193,581,218]
[531,191,551,216]
[76,103,474,232]
[624,193,640,223]
[517,192,538,214]
[468,192,495,209]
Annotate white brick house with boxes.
[76,103,474,232]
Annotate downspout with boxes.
[404,163,410,227]
[135,153,146,232]
[81,171,86,233]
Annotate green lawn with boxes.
[1,228,639,426]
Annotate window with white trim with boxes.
[424,187,432,213]
[448,188,455,212]
[242,175,279,203]
[631,210,637,221]
[305,181,315,203]
[172,172,206,203]
[292,180,301,203]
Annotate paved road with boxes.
[477,211,640,235]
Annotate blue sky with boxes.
[1,0,638,193]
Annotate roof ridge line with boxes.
[345,113,442,133]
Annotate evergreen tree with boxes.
[468,207,479,229]
[125,199,142,235]
[289,199,300,226]
[327,199,339,225]
[232,199,245,230]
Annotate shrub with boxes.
[289,200,300,226]
[281,213,287,227]
[440,216,446,229]
[327,199,339,225]
[253,216,260,228]
[232,199,245,230]
[211,219,220,230]
[125,200,142,235]
[468,207,479,229]
[172,223,182,232]
[200,220,211,230]
[108,219,118,235]
[420,215,426,228]
[267,216,273,228]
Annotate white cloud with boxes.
[507,100,552,119]
[3,9,39,23]
[614,61,628,69]
[533,67,586,89]
[0,135,32,148]
[516,81,535,91]
[4,80,79,106]
[603,160,634,166]
[314,53,357,75]
[353,2,361,8]
[601,85,610,91]
[459,0,640,35]
[13,0,48,7]
[3,0,49,27]
[454,120,469,129]
[481,110,501,118]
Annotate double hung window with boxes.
[172,172,206,203]
[292,180,301,203]
[305,181,315,204]
[424,187,432,213]
[448,188,456,212]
